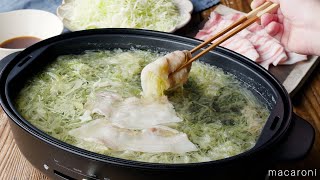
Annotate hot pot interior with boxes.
[0,29,314,180]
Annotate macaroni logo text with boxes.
[268,169,317,177]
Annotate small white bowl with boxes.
[0,9,64,60]
[57,0,193,33]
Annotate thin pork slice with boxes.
[280,52,307,65]
[69,119,198,153]
[195,12,222,40]
[196,13,260,62]
[262,19,307,65]
[221,35,260,61]
[195,11,309,69]
[82,92,183,130]
[195,12,242,40]
[202,11,222,31]
[243,25,288,68]
[246,15,308,66]
[246,32,287,63]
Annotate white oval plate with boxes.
[56,0,193,33]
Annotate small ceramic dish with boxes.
[0,9,64,60]
[56,0,193,33]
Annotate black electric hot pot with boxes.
[0,29,315,180]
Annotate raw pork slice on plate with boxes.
[195,11,307,69]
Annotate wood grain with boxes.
[0,114,48,180]
[0,0,319,180]
[221,0,252,12]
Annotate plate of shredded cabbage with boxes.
[56,0,193,32]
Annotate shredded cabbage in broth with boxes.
[15,49,269,163]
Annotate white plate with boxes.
[56,0,193,33]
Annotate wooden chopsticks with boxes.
[176,2,280,72]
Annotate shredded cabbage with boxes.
[61,0,181,32]
[141,65,169,97]
[15,49,269,163]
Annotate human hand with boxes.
[251,0,320,55]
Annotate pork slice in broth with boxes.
[141,50,192,98]
[69,119,198,153]
[81,92,182,129]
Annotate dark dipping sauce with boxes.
[0,36,41,49]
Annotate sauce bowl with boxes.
[0,9,64,60]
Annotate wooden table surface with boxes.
[0,0,319,179]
